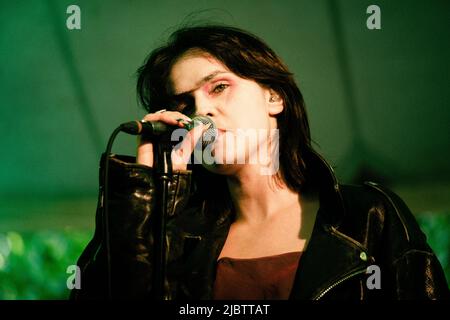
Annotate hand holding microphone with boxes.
[123,110,215,171]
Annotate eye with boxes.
[211,83,229,94]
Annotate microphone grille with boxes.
[191,115,217,148]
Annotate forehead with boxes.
[169,51,229,94]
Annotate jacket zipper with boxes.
[312,227,372,300]
[313,267,368,300]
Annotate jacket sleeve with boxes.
[365,182,449,300]
[391,249,449,299]
[70,154,193,299]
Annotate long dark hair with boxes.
[137,24,312,193]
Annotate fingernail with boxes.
[175,118,189,127]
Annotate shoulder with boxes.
[337,181,431,255]
[339,183,449,299]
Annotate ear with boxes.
[266,89,284,116]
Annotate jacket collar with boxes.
[305,149,346,227]
[289,150,372,299]
[288,212,371,299]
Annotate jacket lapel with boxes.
[289,208,371,300]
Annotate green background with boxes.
[0,0,449,299]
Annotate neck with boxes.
[226,165,302,224]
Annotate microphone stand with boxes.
[152,137,172,300]
[104,122,175,300]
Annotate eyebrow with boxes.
[173,70,228,97]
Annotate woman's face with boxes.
[169,50,283,174]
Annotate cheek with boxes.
[227,86,265,112]
[216,83,269,129]
[236,91,269,127]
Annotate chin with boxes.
[201,162,245,176]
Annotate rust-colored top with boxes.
[213,251,302,300]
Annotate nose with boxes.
[193,94,214,117]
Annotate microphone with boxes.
[120,115,217,148]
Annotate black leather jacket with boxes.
[72,151,449,300]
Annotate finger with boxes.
[142,113,180,126]
[158,111,192,127]
[171,111,193,123]
[182,123,210,153]
[172,123,209,167]
[142,111,192,127]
